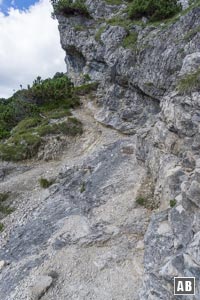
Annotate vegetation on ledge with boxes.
[0,73,85,162]
[128,0,182,22]
[51,0,90,18]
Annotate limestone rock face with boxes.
[56,2,200,299]
[30,275,53,300]
[0,1,200,300]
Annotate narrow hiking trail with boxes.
[0,99,151,300]
[0,98,129,247]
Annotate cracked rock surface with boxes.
[1,1,200,299]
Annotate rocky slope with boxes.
[0,1,200,299]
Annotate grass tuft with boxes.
[170,199,177,208]
[136,197,146,206]
[122,31,138,49]
[39,178,55,189]
[0,223,4,232]
[178,68,200,93]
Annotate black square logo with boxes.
[174,277,195,295]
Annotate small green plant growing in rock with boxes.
[0,205,14,215]
[83,74,91,82]
[136,196,146,206]
[39,178,55,189]
[0,192,14,215]
[0,223,4,232]
[0,193,9,203]
[105,0,123,4]
[95,26,107,43]
[178,68,200,93]
[74,24,86,31]
[122,31,138,49]
[170,199,177,208]
[80,182,86,193]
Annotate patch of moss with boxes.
[74,24,86,31]
[95,25,107,43]
[122,31,138,49]
[177,68,200,93]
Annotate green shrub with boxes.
[0,99,39,139]
[0,73,84,162]
[128,0,181,22]
[170,199,177,208]
[0,223,4,232]
[39,177,55,189]
[23,74,74,106]
[178,68,200,93]
[0,73,78,141]
[51,0,90,18]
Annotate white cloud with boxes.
[0,0,66,98]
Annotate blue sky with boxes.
[0,0,37,14]
[0,0,66,98]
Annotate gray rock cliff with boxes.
[0,1,200,299]
[56,1,200,299]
